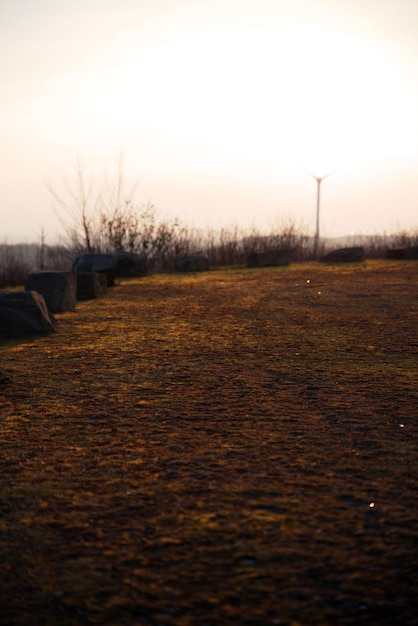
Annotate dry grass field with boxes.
[0,260,417,626]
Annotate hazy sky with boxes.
[1,0,417,243]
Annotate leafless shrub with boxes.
[389,226,418,248]
[135,207,189,272]
[47,155,187,270]
[242,218,311,263]
[47,157,98,253]
[0,244,32,288]
[0,237,75,288]
[319,227,418,260]
[43,156,418,271]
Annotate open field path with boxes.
[1,261,417,625]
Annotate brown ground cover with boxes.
[0,260,417,626]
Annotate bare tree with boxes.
[37,226,46,270]
[47,156,96,252]
[47,153,185,268]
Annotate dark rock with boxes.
[114,252,148,277]
[25,271,77,313]
[76,272,108,300]
[0,291,57,337]
[72,252,147,286]
[176,255,210,271]
[387,246,418,260]
[72,253,117,286]
[247,248,292,268]
[320,247,365,263]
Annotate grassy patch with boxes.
[1,261,417,625]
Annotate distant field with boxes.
[0,260,417,626]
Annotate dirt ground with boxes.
[0,260,417,626]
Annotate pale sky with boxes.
[1,0,417,243]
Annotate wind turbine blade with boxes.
[319,169,337,181]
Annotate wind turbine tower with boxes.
[306,170,334,260]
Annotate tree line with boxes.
[1,157,417,288]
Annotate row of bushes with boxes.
[1,219,418,288]
[3,158,415,287]
[0,244,74,289]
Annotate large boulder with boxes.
[76,272,108,301]
[387,246,418,260]
[320,247,365,263]
[72,253,117,286]
[176,255,210,271]
[113,252,148,277]
[72,252,147,287]
[25,271,77,313]
[0,291,57,337]
[247,248,292,268]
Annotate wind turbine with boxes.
[302,169,335,260]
